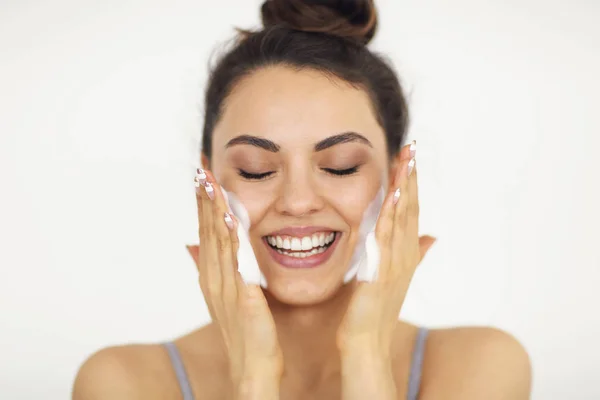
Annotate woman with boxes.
[73,1,531,399]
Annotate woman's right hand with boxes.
[188,168,282,399]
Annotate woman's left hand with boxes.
[337,142,436,399]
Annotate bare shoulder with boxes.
[420,326,532,400]
[72,342,178,400]
[72,325,226,400]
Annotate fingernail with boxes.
[407,158,416,177]
[393,188,401,205]
[224,212,234,230]
[409,140,417,159]
[203,182,215,200]
[194,168,207,188]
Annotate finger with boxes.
[398,139,416,162]
[194,170,213,312]
[374,181,398,282]
[403,155,419,247]
[194,168,208,264]
[192,176,217,320]
[206,174,239,305]
[196,169,222,307]
[375,156,412,280]
[194,168,207,272]
[390,157,413,276]
[227,215,244,294]
[222,213,240,298]
[387,141,414,188]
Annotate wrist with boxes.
[339,335,389,359]
[236,373,280,400]
[341,347,392,375]
[341,345,396,400]
[235,362,281,400]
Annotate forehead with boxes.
[211,66,386,152]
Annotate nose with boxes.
[274,170,325,218]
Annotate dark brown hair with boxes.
[201,0,409,162]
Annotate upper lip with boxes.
[265,226,337,237]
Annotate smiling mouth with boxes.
[263,232,339,258]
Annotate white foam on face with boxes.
[343,185,385,282]
[221,189,267,287]
[220,186,385,287]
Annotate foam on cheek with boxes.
[221,189,268,287]
[343,185,385,282]
[220,185,385,287]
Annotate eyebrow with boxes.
[225,132,373,153]
[225,135,280,152]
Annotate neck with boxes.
[263,280,358,388]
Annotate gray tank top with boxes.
[164,327,429,400]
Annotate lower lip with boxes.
[263,233,341,268]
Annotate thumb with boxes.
[185,245,200,266]
[418,235,437,260]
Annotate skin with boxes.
[72,66,532,400]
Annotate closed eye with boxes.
[322,166,360,176]
[237,166,361,180]
[237,169,274,180]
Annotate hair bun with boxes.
[260,0,378,45]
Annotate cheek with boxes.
[220,178,277,225]
[239,189,274,221]
[324,174,383,228]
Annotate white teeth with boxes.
[276,246,328,257]
[311,235,320,247]
[301,237,312,250]
[267,232,337,252]
[291,238,302,251]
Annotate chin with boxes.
[263,274,346,306]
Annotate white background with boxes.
[1,0,599,398]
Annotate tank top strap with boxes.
[164,342,195,400]
[406,327,429,400]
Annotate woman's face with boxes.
[208,66,391,305]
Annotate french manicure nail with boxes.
[203,182,215,200]
[407,158,416,177]
[409,140,417,159]
[393,188,401,205]
[224,213,234,230]
[194,168,207,187]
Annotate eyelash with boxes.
[237,166,360,181]
[238,170,273,180]
[323,166,360,176]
